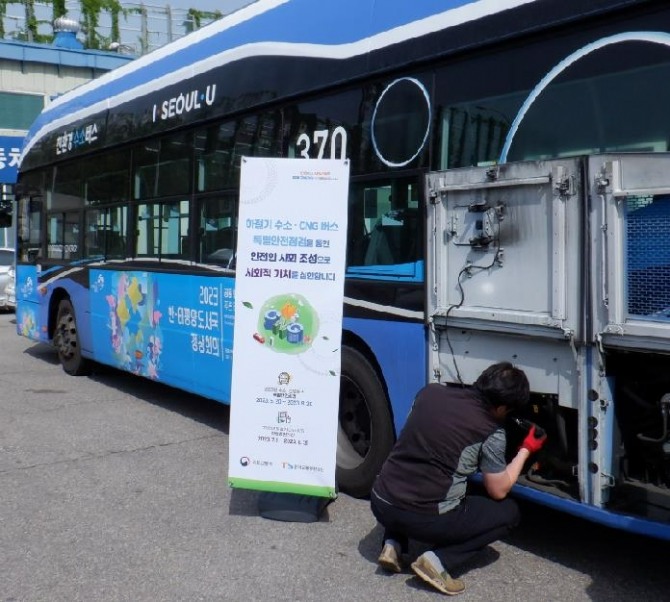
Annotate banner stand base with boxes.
[258,491,331,523]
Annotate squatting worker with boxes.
[370,361,546,596]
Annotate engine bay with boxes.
[507,350,670,522]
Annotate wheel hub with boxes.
[57,315,77,359]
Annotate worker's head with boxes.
[473,361,530,413]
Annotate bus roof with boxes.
[19,0,642,171]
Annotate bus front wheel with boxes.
[55,299,89,376]
[337,346,394,498]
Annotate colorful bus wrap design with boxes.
[89,269,235,402]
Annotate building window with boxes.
[0,92,44,130]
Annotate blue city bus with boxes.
[13,0,670,535]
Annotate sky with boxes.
[170,0,253,12]
[132,0,259,50]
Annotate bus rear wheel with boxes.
[55,299,89,376]
[337,346,394,498]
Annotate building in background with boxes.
[0,17,135,247]
[0,1,259,246]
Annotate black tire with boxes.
[54,299,89,376]
[337,346,395,498]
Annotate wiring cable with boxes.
[443,210,503,385]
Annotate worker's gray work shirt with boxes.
[373,383,507,515]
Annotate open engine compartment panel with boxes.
[426,154,670,522]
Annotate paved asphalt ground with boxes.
[1,310,670,601]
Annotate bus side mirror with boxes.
[0,200,11,227]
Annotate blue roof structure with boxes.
[0,38,135,72]
[0,37,134,183]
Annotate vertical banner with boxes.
[228,157,350,498]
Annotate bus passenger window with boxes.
[84,209,105,258]
[85,206,128,259]
[133,133,192,200]
[47,211,81,261]
[195,122,237,192]
[107,206,128,258]
[195,113,281,194]
[348,180,420,268]
[136,201,189,259]
[157,133,192,197]
[83,151,130,206]
[17,193,44,263]
[438,104,512,170]
[199,196,236,268]
[52,163,84,211]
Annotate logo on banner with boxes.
[247,293,319,354]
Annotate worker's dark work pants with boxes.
[370,490,520,571]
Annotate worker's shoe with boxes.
[377,542,403,573]
[411,553,465,596]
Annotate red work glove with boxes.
[520,425,547,455]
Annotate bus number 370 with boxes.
[295,126,348,160]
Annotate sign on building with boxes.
[0,136,24,184]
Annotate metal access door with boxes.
[426,153,670,511]
[590,153,670,353]
[425,158,584,399]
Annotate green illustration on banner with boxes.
[248,293,319,354]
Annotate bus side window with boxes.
[17,194,44,263]
[364,207,419,266]
[47,211,81,261]
[199,196,237,268]
[348,179,420,268]
[136,201,189,259]
[346,186,370,267]
[107,206,128,258]
[84,206,128,259]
